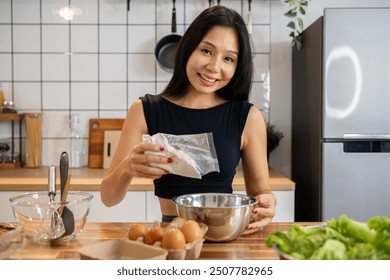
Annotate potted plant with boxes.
[266,123,284,160]
[284,0,310,49]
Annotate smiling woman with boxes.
[100,5,276,235]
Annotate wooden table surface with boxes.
[7,222,321,260]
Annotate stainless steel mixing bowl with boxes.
[173,193,258,242]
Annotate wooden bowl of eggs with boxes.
[127,218,208,260]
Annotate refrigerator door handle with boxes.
[344,140,390,153]
[343,133,390,139]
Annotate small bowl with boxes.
[9,191,93,243]
[173,193,257,242]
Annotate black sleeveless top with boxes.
[140,94,252,199]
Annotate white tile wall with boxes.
[13,25,41,53]
[42,83,69,110]
[100,25,127,53]
[42,25,69,53]
[42,54,70,81]
[13,54,41,81]
[0,0,272,166]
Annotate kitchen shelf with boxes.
[0,113,22,121]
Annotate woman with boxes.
[100,6,276,235]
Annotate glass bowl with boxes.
[9,191,93,243]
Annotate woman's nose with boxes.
[206,56,222,73]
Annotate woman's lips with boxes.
[199,73,218,83]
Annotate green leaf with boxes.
[287,21,296,29]
[293,38,302,50]
[284,10,297,17]
[284,0,311,50]
[298,18,304,30]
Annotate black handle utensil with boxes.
[57,152,75,239]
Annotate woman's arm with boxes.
[100,99,171,207]
[240,106,276,233]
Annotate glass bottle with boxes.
[67,114,87,168]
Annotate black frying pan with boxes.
[155,0,182,72]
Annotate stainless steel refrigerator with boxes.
[292,8,390,222]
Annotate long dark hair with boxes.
[161,6,253,101]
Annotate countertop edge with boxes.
[0,168,295,192]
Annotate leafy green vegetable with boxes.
[266,215,390,260]
[290,226,350,259]
[367,215,390,253]
[309,239,347,260]
[327,215,375,244]
[348,243,389,260]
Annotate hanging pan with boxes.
[155,0,182,72]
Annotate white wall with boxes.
[1,0,390,178]
[0,0,272,166]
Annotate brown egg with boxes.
[144,226,164,245]
[128,223,149,241]
[181,220,203,243]
[161,228,186,250]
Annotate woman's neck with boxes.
[165,91,227,109]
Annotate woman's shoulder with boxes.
[229,99,253,116]
[230,99,253,107]
[139,93,162,103]
[245,105,265,129]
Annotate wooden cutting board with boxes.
[88,118,124,168]
[103,130,121,169]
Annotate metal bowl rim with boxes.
[172,192,258,209]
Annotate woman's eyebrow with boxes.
[201,41,239,56]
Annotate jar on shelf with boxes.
[24,113,42,168]
[0,88,4,110]
[0,138,11,163]
[1,100,17,113]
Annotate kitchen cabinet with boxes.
[0,167,295,223]
[87,191,146,222]
[1,190,294,223]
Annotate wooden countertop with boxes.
[6,222,319,260]
[0,167,295,192]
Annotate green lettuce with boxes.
[327,215,375,244]
[266,215,390,260]
[348,243,390,260]
[309,239,347,260]
[367,215,390,253]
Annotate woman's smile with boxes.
[198,73,218,85]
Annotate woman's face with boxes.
[186,26,239,96]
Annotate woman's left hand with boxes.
[242,193,276,236]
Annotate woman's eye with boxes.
[225,57,234,63]
[201,48,212,55]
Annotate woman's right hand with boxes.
[125,142,172,179]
